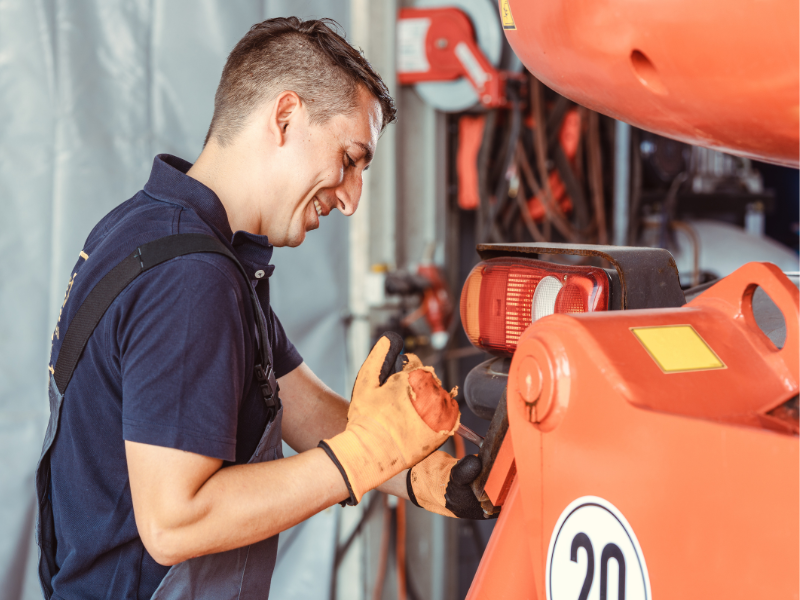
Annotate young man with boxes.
[37,17,485,599]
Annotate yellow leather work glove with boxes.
[320,333,460,505]
[407,452,495,519]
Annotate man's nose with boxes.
[336,171,362,217]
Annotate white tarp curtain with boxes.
[0,1,351,597]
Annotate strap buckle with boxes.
[255,363,277,408]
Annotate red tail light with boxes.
[460,258,610,354]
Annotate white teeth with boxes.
[314,199,322,217]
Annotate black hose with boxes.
[501,191,520,231]
[658,172,688,249]
[628,128,643,245]
[486,100,524,241]
[554,144,590,229]
[476,110,497,243]
[545,95,571,153]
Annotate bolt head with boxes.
[517,355,543,412]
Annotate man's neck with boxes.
[187,141,263,236]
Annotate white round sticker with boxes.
[546,496,651,600]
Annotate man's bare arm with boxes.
[278,362,409,499]
[277,362,349,452]
[128,362,411,567]
[126,441,348,566]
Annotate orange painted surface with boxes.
[466,480,539,600]
[476,262,798,598]
[483,434,516,506]
[502,0,800,166]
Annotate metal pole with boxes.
[348,0,397,390]
[613,120,631,246]
[346,3,398,599]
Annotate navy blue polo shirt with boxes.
[46,155,303,599]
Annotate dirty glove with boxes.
[320,333,460,505]
[407,452,494,519]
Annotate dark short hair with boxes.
[205,17,397,146]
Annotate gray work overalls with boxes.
[36,234,283,599]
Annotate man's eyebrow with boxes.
[352,141,374,163]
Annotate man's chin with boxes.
[281,220,317,248]
[285,229,309,248]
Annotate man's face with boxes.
[266,88,382,247]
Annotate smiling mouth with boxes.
[313,198,323,217]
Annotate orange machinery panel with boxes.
[469,480,539,600]
[468,262,799,599]
[500,0,800,167]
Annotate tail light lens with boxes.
[460,257,610,354]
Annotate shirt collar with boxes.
[232,231,276,278]
[143,154,275,278]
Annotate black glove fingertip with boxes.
[377,331,405,386]
[451,454,482,486]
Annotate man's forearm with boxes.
[278,363,349,452]
[128,442,349,566]
[376,469,410,500]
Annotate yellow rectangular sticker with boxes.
[631,325,725,373]
[500,0,516,30]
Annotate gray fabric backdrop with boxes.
[0,1,351,597]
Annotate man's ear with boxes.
[269,91,302,147]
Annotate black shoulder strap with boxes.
[53,234,278,414]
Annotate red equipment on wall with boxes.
[398,7,521,108]
[466,261,799,598]
[417,262,454,350]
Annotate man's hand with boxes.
[277,361,413,500]
[407,452,495,520]
[320,333,460,504]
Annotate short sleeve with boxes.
[116,256,249,462]
[268,307,303,378]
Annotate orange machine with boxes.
[464,258,798,599]
[500,0,799,167]
[443,0,798,596]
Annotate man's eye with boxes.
[345,153,356,168]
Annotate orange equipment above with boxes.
[499,0,799,167]
[467,261,799,599]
